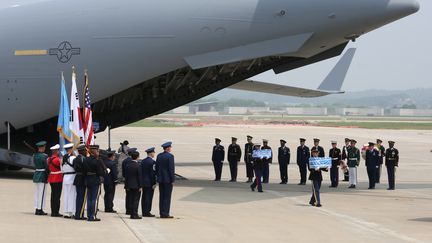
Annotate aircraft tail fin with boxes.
[317,48,356,91]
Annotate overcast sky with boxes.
[252,0,431,92]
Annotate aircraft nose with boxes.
[386,0,420,18]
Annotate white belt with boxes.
[35,169,46,172]
[332,158,339,160]
[50,171,62,175]
[348,158,357,160]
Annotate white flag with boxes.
[70,69,84,147]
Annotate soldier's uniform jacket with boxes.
[73,154,86,186]
[296,145,310,165]
[261,145,273,164]
[244,143,254,162]
[377,145,385,165]
[228,144,242,162]
[33,152,48,183]
[347,147,360,167]
[212,145,225,162]
[103,158,119,187]
[308,162,327,181]
[124,160,142,190]
[47,154,63,183]
[141,157,156,187]
[62,154,76,185]
[385,147,399,167]
[122,157,132,179]
[278,146,290,164]
[84,155,105,187]
[342,145,351,160]
[311,146,325,157]
[156,152,175,184]
[366,149,380,168]
[252,148,264,170]
[329,148,342,167]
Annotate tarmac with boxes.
[1,125,431,243]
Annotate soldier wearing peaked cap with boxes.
[84,145,105,221]
[156,142,175,218]
[125,148,142,219]
[308,148,328,207]
[375,139,385,184]
[278,139,290,184]
[311,138,325,158]
[385,141,399,190]
[62,143,77,218]
[244,135,254,183]
[250,144,264,192]
[297,138,310,185]
[212,138,225,181]
[228,137,242,182]
[366,142,380,189]
[33,141,49,216]
[261,139,272,183]
[47,144,63,217]
[73,144,88,220]
[341,138,351,182]
[141,147,157,217]
[329,141,341,188]
[103,150,118,213]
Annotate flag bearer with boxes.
[47,144,63,217]
[62,143,76,218]
[33,141,49,216]
[84,145,105,221]
[73,144,88,220]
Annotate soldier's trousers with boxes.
[104,184,116,211]
[228,160,238,181]
[387,165,396,189]
[63,183,76,214]
[367,166,377,189]
[86,184,99,220]
[348,167,357,185]
[128,188,141,217]
[310,180,321,205]
[298,163,307,184]
[34,182,47,210]
[246,160,254,179]
[330,165,339,187]
[141,186,155,215]
[159,183,173,217]
[343,170,349,181]
[75,185,87,219]
[375,164,382,183]
[50,182,62,215]
[125,188,131,214]
[251,168,263,192]
[212,160,223,180]
[279,162,288,183]
[262,162,270,183]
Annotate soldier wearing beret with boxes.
[385,141,399,190]
[73,144,88,220]
[212,138,225,181]
[84,145,105,221]
[228,137,242,182]
[103,150,118,213]
[297,138,310,185]
[278,139,290,184]
[244,135,254,183]
[33,141,49,216]
[375,139,385,183]
[329,141,341,188]
[141,147,157,217]
[366,142,380,189]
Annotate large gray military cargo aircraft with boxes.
[0,0,419,169]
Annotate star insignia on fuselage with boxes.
[49,41,80,63]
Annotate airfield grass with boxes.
[316,121,432,130]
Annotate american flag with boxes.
[83,72,94,146]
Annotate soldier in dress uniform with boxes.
[125,149,142,219]
[47,144,63,217]
[375,139,385,183]
[311,138,325,157]
[385,141,399,190]
[250,144,264,193]
[228,137,242,182]
[33,141,48,216]
[103,150,119,213]
[341,138,351,181]
[73,144,88,220]
[297,138,310,185]
[62,143,77,218]
[156,142,175,218]
[329,141,342,188]
[122,148,136,215]
[278,139,290,184]
[212,138,225,181]
[308,148,328,207]
[244,135,254,183]
[141,147,157,217]
[366,142,380,189]
[347,140,360,189]
[84,145,105,221]
[261,139,272,183]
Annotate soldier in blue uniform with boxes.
[297,138,310,185]
[73,144,87,220]
[250,144,263,193]
[227,137,242,182]
[261,139,272,183]
[385,141,399,190]
[329,141,342,188]
[125,149,142,219]
[122,148,136,215]
[33,141,49,216]
[244,136,254,183]
[311,138,325,157]
[278,139,290,184]
[84,145,105,221]
[156,142,175,219]
[308,148,328,207]
[103,150,118,213]
[141,147,157,217]
[375,139,385,183]
[211,138,225,181]
[365,142,380,189]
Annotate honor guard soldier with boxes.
[366,142,380,189]
[212,138,225,181]
[156,142,175,218]
[385,141,399,190]
[141,147,157,217]
[312,138,325,157]
[125,149,142,219]
[84,145,105,221]
[250,144,264,192]
[73,144,88,220]
[62,143,77,218]
[261,139,272,183]
[375,139,385,183]
[47,144,63,217]
[103,150,119,213]
[297,138,310,185]
[244,135,254,183]
[341,138,351,181]
[329,141,342,188]
[308,148,328,207]
[228,137,242,182]
[33,141,48,216]
[278,139,290,184]
[347,140,360,189]
[122,148,136,215]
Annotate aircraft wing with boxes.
[228,48,356,98]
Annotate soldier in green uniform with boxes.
[347,140,360,189]
[33,141,49,215]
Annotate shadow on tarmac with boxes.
[409,217,432,223]
[0,169,33,180]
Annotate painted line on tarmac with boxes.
[267,190,423,243]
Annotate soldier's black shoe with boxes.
[160,215,174,219]
[368,187,375,190]
[143,213,155,217]
[316,204,322,207]
[105,210,117,213]
[262,181,268,184]
[64,215,72,219]
[250,186,255,192]
[130,215,142,219]
[309,201,315,206]
[40,211,48,215]
[88,218,101,222]
[51,213,63,217]
[387,188,395,190]
[126,212,131,215]
[258,190,263,193]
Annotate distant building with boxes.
[224,107,270,115]
[388,109,432,117]
[286,107,328,115]
[336,107,384,116]
[172,106,190,114]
